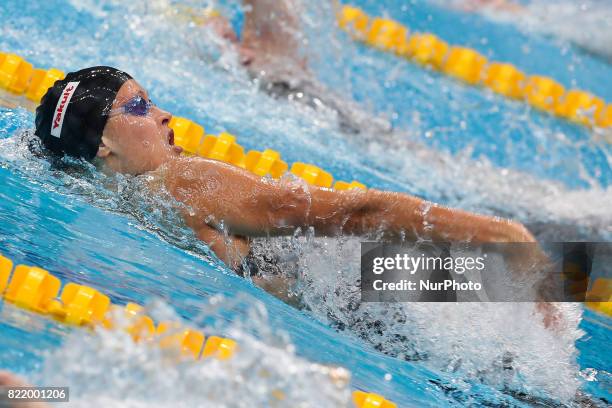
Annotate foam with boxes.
[262,234,587,403]
[31,295,353,407]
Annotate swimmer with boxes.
[191,0,393,134]
[32,66,560,326]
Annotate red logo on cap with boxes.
[50,81,79,138]
[52,85,74,130]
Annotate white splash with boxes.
[33,296,353,408]
[252,234,587,403]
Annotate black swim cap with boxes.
[35,66,132,160]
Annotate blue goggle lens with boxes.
[122,96,152,116]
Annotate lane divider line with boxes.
[0,252,396,406]
[337,5,612,131]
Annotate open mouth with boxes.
[168,128,175,146]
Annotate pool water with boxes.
[1,0,611,406]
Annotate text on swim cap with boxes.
[50,81,80,138]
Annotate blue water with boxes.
[1,0,611,406]
[332,0,612,189]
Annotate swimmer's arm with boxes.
[169,159,556,327]
[308,188,536,243]
[319,187,558,328]
[166,158,534,243]
[241,0,302,59]
[194,217,298,304]
[194,225,250,269]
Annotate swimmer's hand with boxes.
[536,302,564,331]
[487,235,564,331]
[252,274,300,307]
[501,244,565,331]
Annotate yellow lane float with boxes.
[366,18,407,53]
[245,148,288,179]
[168,116,205,154]
[0,253,396,406]
[26,68,65,103]
[197,132,246,167]
[4,265,60,313]
[596,104,612,128]
[157,321,206,359]
[522,76,566,113]
[483,62,526,99]
[555,90,605,126]
[337,5,370,40]
[0,254,12,293]
[290,162,334,188]
[201,336,238,360]
[47,283,110,326]
[406,33,449,69]
[353,390,397,408]
[121,302,157,341]
[586,278,612,317]
[0,53,34,94]
[442,47,487,85]
[333,180,367,190]
[337,5,612,131]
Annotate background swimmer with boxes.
[189,0,393,134]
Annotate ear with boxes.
[96,140,111,159]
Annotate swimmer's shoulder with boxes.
[153,157,201,193]
[155,156,262,197]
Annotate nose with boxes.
[154,105,172,128]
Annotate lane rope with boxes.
[0,252,396,407]
[337,5,612,132]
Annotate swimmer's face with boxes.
[96,80,182,175]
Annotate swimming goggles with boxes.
[109,95,153,117]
